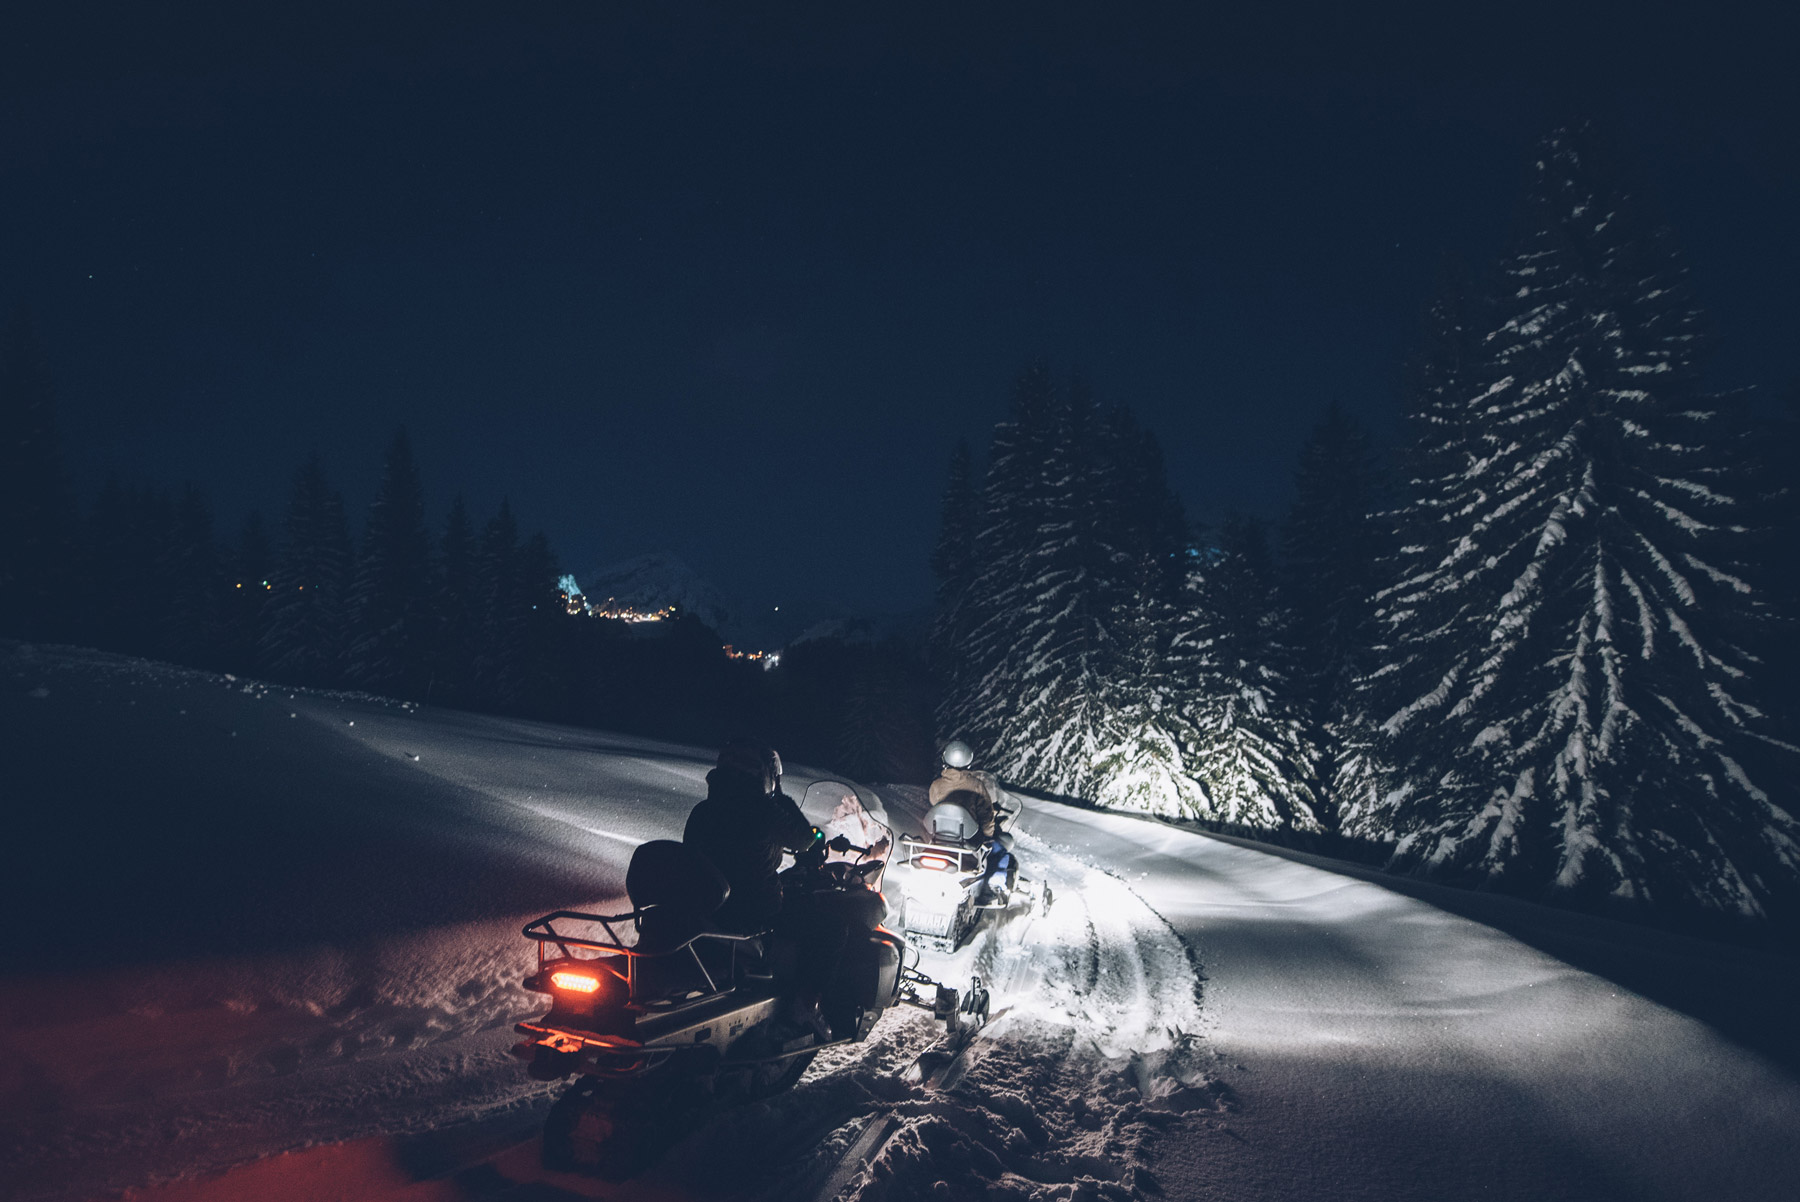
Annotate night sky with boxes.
[3,3,1794,620]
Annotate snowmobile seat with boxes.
[626,840,729,956]
[628,839,729,911]
[926,800,980,844]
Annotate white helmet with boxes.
[940,739,974,769]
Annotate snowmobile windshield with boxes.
[800,779,893,891]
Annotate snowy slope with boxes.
[2,643,695,1200]
[5,641,1799,1201]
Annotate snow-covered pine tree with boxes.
[1362,123,1799,919]
[1335,270,1483,835]
[1173,516,1321,831]
[1752,387,1800,754]
[986,373,1124,794]
[940,367,1196,807]
[260,454,352,687]
[1280,402,1385,830]
[347,428,435,699]
[939,363,1059,757]
[1086,405,1203,815]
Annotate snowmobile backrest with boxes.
[626,840,730,914]
[925,801,979,843]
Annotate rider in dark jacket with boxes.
[683,741,817,934]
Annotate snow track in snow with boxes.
[748,793,1223,1202]
[3,646,1222,1202]
[535,797,1224,1201]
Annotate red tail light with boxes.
[550,969,601,994]
[917,854,955,872]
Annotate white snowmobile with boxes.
[886,741,1050,951]
[511,780,987,1179]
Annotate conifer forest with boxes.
[4,122,1796,939]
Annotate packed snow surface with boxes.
[4,642,1798,1200]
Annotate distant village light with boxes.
[580,595,673,623]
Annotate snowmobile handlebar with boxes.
[800,830,878,862]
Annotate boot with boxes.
[781,990,833,1043]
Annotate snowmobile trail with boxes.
[340,801,1219,1202]
[762,789,1220,1202]
[0,643,1211,1202]
[11,644,1798,1201]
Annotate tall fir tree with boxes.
[85,479,177,658]
[1355,123,1798,920]
[1336,272,1483,827]
[940,362,1059,756]
[939,367,1193,808]
[0,308,76,639]
[83,476,135,653]
[347,428,435,698]
[1086,405,1201,814]
[1173,516,1321,831]
[988,372,1121,794]
[1280,402,1385,830]
[928,438,981,696]
[838,642,937,784]
[261,454,353,687]
[513,529,569,713]
[473,499,525,708]
[1743,386,1800,757]
[224,512,272,674]
[431,495,480,706]
[164,483,223,669]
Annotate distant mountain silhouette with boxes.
[575,551,931,652]
[576,552,737,635]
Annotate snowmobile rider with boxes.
[682,740,818,935]
[927,739,998,839]
[682,741,879,1035]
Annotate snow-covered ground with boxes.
[1020,803,1800,1201]
[4,641,1799,1201]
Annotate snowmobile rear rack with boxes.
[523,909,764,1005]
[524,908,766,955]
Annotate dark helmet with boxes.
[716,739,783,795]
[940,739,974,769]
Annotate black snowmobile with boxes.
[511,780,985,1178]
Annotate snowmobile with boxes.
[887,745,1050,951]
[511,780,987,1179]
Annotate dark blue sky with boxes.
[3,3,1794,619]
